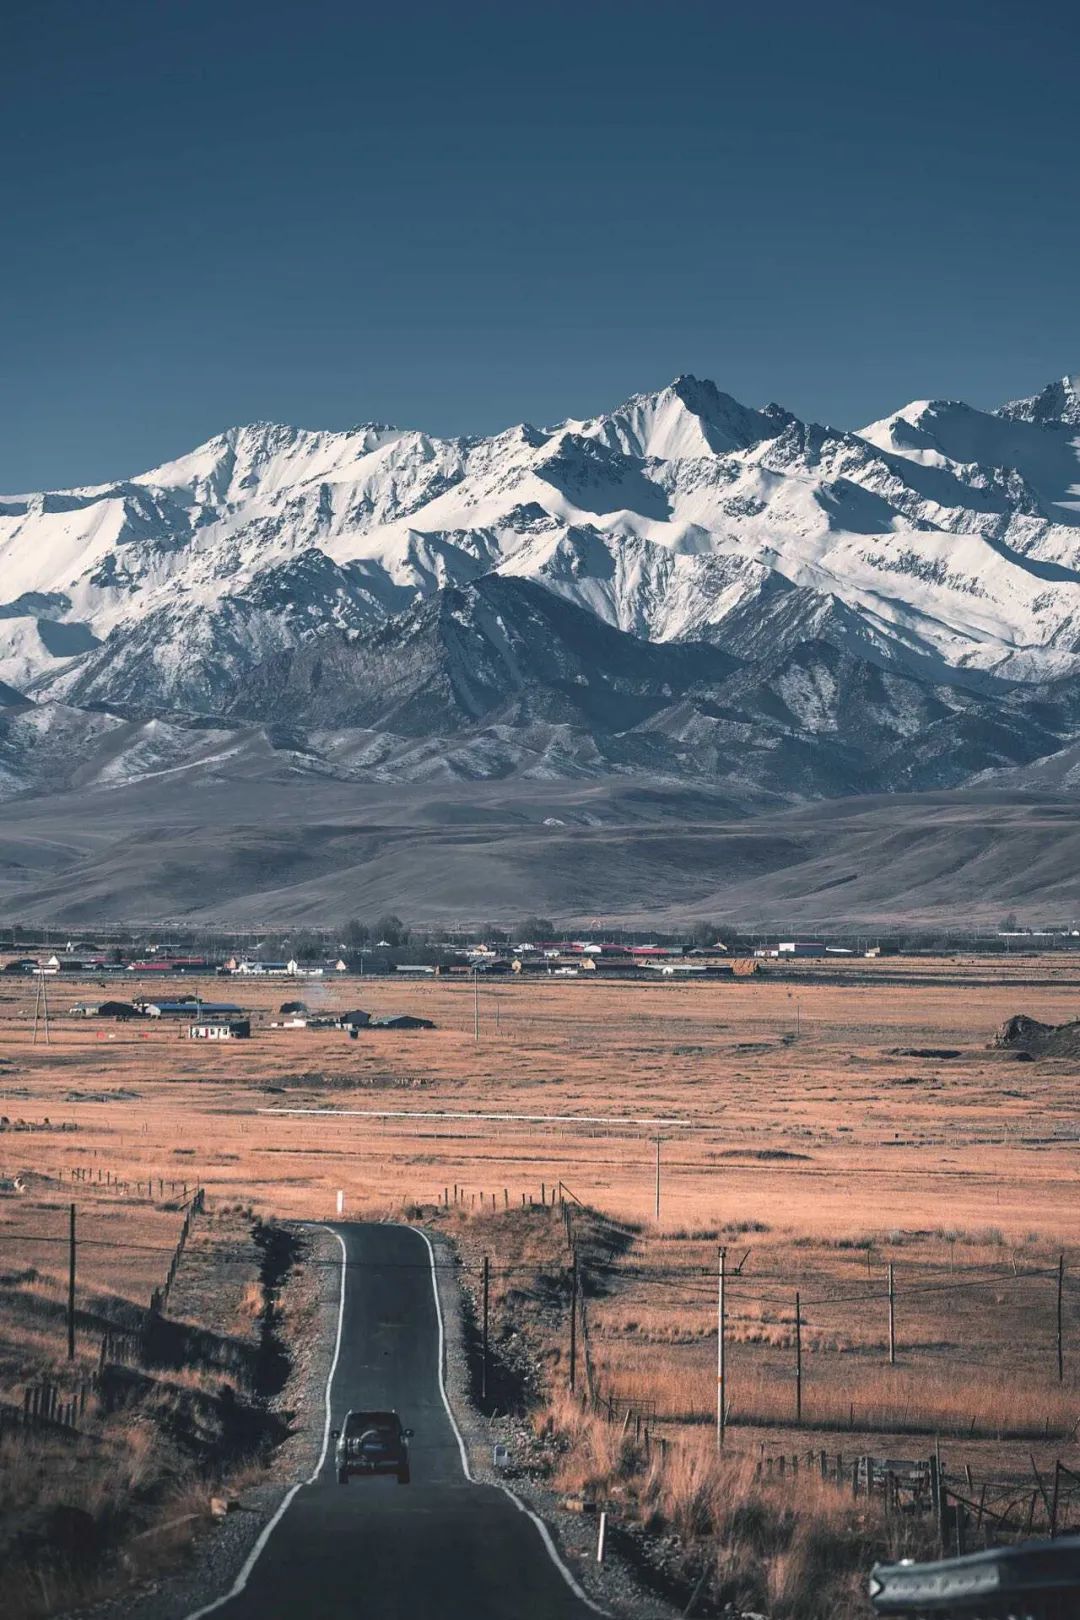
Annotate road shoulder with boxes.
[72,1222,341,1620]
[427,1227,681,1620]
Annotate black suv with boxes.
[332,1410,413,1485]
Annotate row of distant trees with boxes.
[335,916,725,954]
[1,916,725,953]
[3,916,1073,958]
[342,915,408,950]
[254,915,412,959]
[339,916,561,952]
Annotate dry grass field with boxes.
[0,994,318,1620]
[2,956,1079,1614]
[0,1185,294,1618]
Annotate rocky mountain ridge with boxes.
[2,372,1080,806]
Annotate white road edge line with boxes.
[180,1226,348,1620]
[414,1225,611,1618]
[180,1223,608,1619]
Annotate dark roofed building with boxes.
[141,1000,244,1018]
[99,1000,142,1020]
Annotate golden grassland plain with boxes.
[1,957,1079,1614]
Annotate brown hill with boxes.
[1,777,1080,927]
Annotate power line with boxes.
[0,1230,1065,1298]
[0,1235,526,1272]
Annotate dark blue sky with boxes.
[3,0,1078,489]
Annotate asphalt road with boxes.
[194,1221,601,1620]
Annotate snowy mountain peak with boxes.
[857,388,1080,527]
[565,374,786,460]
[6,367,1080,725]
[139,420,407,503]
[998,374,1080,428]
[858,396,970,448]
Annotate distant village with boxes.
[0,928,859,1044]
[4,934,865,990]
[4,912,1073,990]
[3,913,1075,1045]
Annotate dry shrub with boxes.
[538,1403,936,1620]
[645,1438,718,1538]
[753,1479,886,1619]
[234,1281,264,1322]
[544,1390,635,1496]
[121,1475,211,1583]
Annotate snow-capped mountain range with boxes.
[3,371,1080,804]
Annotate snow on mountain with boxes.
[859,380,1080,525]
[998,374,1080,428]
[5,369,1080,722]
[562,374,789,460]
[137,421,409,503]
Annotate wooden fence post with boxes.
[794,1291,802,1424]
[717,1245,726,1448]
[1050,1461,1061,1538]
[931,1441,946,1554]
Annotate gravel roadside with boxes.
[72,1222,341,1620]
[426,1227,684,1620]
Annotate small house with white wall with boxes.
[188,1019,251,1040]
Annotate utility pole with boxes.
[569,1249,578,1393]
[795,1290,802,1423]
[1058,1254,1065,1383]
[473,968,479,1043]
[654,1135,662,1222]
[67,1203,76,1360]
[717,1245,726,1447]
[32,969,52,1046]
[481,1256,490,1402]
[888,1262,896,1366]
